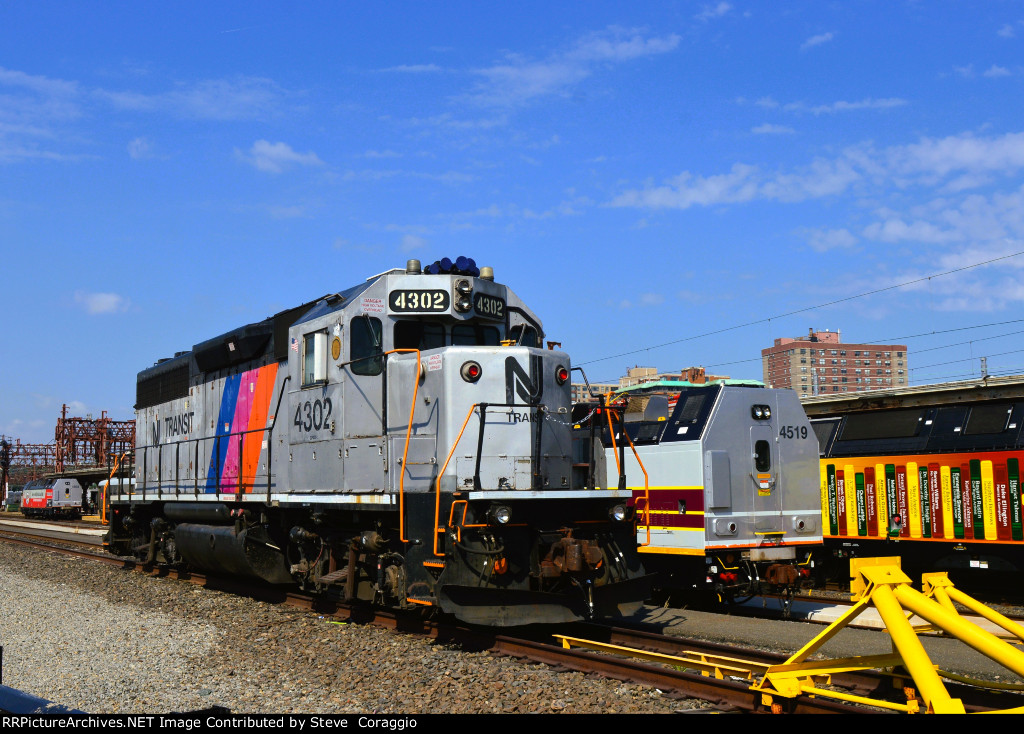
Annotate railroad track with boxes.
[1,532,1020,713]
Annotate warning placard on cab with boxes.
[361,297,385,314]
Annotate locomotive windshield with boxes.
[391,320,501,349]
[394,321,446,350]
[451,323,500,346]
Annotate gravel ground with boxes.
[0,543,709,715]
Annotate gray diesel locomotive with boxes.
[106,258,649,625]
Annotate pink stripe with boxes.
[222,368,258,490]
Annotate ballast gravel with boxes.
[0,542,708,715]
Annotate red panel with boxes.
[928,463,943,538]
[864,466,878,537]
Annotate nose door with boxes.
[750,425,782,532]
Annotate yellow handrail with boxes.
[101,450,130,526]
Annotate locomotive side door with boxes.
[287,322,346,492]
[342,313,387,490]
[750,424,783,532]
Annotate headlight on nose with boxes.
[609,504,628,522]
[555,365,569,385]
[488,504,511,525]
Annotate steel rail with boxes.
[0,533,1014,713]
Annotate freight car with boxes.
[106,258,649,626]
[810,382,1024,590]
[573,381,823,604]
[20,477,84,519]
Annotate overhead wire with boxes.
[579,250,1024,385]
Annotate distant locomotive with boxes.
[106,258,648,626]
[574,381,823,603]
[812,387,1024,590]
[20,477,84,519]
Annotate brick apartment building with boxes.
[761,329,908,397]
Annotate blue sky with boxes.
[3,2,1024,443]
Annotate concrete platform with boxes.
[0,518,107,536]
[742,595,1015,638]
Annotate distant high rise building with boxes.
[761,328,908,396]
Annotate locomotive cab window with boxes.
[302,331,328,387]
[452,323,501,346]
[394,320,446,351]
[508,323,540,348]
[351,316,383,376]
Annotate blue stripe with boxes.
[205,373,242,493]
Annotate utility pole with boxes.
[0,439,9,506]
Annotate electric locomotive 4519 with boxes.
[575,382,822,602]
[106,258,649,625]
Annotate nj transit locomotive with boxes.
[810,378,1024,590]
[21,477,85,519]
[573,381,822,603]
[106,258,648,626]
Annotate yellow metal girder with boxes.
[754,557,1024,712]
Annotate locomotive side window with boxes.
[839,408,923,440]
[394,320,446,350]
[452,324,500,346]
[508,324,540,347]
[754,440,771,472]
[679,394,706,423]
[351,316,383,376]
[964,404,1012,434]
[302,331,328,387]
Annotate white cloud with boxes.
[467,27,679,106]
[862,218,961,244]
[268,205,309,219]
[983,65,1012,78]
[401,234,427,252]
[802,228,858,251]
[786,98,908,115]
[75,291,129,315]
[695,3,731,21]
[611,156,860,209]
[612,132,1024,211]
[98,76,286,120]
[801,32,835,50]
[0,66,79,99]
[998,24,1016,38]
[236,140,324,173]
[127,137,153,160]
[889,132,1024,179]
[752,123,795,135]
[379,64,442,73]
